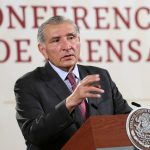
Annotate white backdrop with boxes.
[0,0,150,149]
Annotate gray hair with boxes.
[37,16,80,43]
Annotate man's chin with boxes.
[64,60,77,65]
[59,63,76,71]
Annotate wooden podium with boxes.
[62,114,134,150]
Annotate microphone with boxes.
[131,102,141,107]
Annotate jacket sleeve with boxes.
[14,78,73,146]
[105,70,132,114]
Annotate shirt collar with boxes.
[48,61,80,81]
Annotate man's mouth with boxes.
[63,54,74,58]
[62,54,75,60]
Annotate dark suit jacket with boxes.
[14,62,132,150]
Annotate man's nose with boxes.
[61,38,71,50]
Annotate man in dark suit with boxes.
[14,16,132,150]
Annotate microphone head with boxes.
[131,102,141,107]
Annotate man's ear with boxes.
[38,43,48,60]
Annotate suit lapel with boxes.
[78,65,100,116]
[41,62,71,101]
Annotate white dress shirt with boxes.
[49,61,80,92]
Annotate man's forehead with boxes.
[44,23,76,38]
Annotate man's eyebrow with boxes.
[50,32,77,40]
[50,36,60,40]
[66,32,77,36]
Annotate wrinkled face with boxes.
[38,22,80,72]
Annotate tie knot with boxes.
[67,73,76,86]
